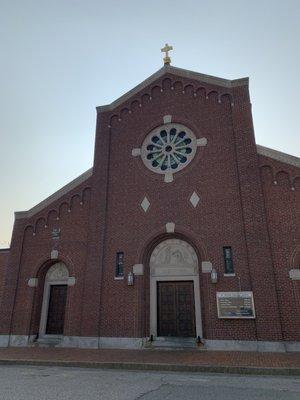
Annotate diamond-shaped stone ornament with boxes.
[141,196,150,212]
[190,192,200,208]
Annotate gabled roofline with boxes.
[257,145,300,168]
[15,168,93,220]
[11,146,298,220]
[96,65,249,112]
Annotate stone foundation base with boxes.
[204,339,300,353]
[60,336,144,349]
[0,335,299,352]
[0,335,9,347]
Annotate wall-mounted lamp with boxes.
[211,268,218,284]
[127,271,134,286]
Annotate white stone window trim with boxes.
[39,262,71,338]
[165,222,175,233]
[163,114,172,124]
[289,269,300,280]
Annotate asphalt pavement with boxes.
[0,365,299,400]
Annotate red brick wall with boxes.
[89,72,282,341]
[94,77,255,340]
[1,70,299,343]
[0,177,92,336]
[259,155,300,341]
[0,249,9,307]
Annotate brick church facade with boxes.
[0,64,299,351]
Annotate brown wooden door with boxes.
[46,285,67,335]
[157,281,196,337]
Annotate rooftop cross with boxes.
[161,43,173,65]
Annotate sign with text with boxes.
[216,291,255,319]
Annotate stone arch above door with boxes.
[46,262,69,282]
[150,238,199,277]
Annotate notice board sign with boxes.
[216,291,255,319]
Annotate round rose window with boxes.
[141,123,197,181]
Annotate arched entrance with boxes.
[39,262,69,337]
[149,238,202,338]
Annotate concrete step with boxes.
[150,337,198,349]
[33,337,63,348]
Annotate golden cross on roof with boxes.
[161,43,173,65]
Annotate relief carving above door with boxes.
[150,239,198,277]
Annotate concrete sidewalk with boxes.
[0,347,299,375]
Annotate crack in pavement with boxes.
[134,382,168,400]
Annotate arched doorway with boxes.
[39,262,69,337]
[149,238,202,338]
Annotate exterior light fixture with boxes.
[211,268,218,284]
[127,271,134,286]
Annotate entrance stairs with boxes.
[32,336,63,348]
[148,337,201,350]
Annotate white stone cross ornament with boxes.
[161,43,173,65]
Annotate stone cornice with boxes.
[15,168,93,220]
[97,65,248,113]
[257,145,300,169]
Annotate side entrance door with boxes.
[157,281,196,337]
[46,285,68,335]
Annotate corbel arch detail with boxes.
[107,78,234,128]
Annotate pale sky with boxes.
[0,0,299,248]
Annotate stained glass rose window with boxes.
[141,124,197,182]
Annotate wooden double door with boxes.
[46,285,68,335]
[157,281,196,337]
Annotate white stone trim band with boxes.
[1,335,299,352]
[257,145,300,168]
[15,168,93,219]
[97,65,248,112]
